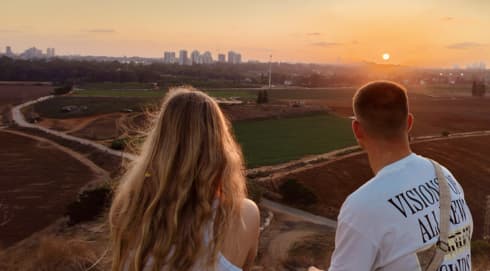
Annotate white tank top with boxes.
[124,203,242,271]
[124,252,241,271]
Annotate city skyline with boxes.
[2,0,490,67]
[3,45,246,65]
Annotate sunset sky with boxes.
[1,0,489,67]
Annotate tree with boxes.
[279,179,318,206]
[52,84,73,95]
[256,90,269,104]
[472,80,486,97]
[263,89,269,103]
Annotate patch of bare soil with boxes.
[256,212,335,271]
[0,131,104,247]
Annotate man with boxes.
[313,81,473,270]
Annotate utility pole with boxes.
[268,54,272,89]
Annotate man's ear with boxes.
[352,119,363,140]
[407,113,414,133]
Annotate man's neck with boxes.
[367,141,412,175]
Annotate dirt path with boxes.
[261,199,337,229]
[11,96,136,160]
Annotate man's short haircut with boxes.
[353,80,409,139]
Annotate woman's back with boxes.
[110,88,259,271]
[124,199,259,271]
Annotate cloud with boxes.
[86,29,116,33]
[307,32,321,36]
[310,41,341,47]
[447,42,484,50]
[442,16,454,21]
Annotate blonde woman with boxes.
[109,87,260,271]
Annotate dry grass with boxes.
[284,233,334,270]
[472,240,490,271]
[0,236,103,271]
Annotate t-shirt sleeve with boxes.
[328,220,378,271]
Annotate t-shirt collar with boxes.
[376,152,417,178]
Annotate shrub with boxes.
[247,180,265,203]
[256,89,269,104]
[52,85,73,95]
[65,184,112,225]
[110,138,126,150]
[279,179,318,206]
[285,233,333,270]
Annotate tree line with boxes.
[0,56,370,88]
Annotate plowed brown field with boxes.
[296,88,490,137]
[282,135,490,238]
[0,131,96,247]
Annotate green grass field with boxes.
[233,114,356,168]
[73,88,257,99]
[79,82,154,90]
[204,89,257,99]
[72,87,357,100]
[73,89,165,98]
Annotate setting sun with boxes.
[382,53,390,61]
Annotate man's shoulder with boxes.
[339,154,433,221]
[339,176,386,221]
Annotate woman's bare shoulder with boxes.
[240,199,260,233]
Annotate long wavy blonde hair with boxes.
[109,87,247,271]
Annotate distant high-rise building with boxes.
[218,54,226,63]
[46,48,55,58]
[227,51,242,64]
[200,51,213,64]
[227,51,234,64]
[5,46,14,57]
[191,50,201,65]
[163,51,176,64]
[235,53,242,64]
[179,50,188,65]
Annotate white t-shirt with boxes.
[329,153,473,271]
